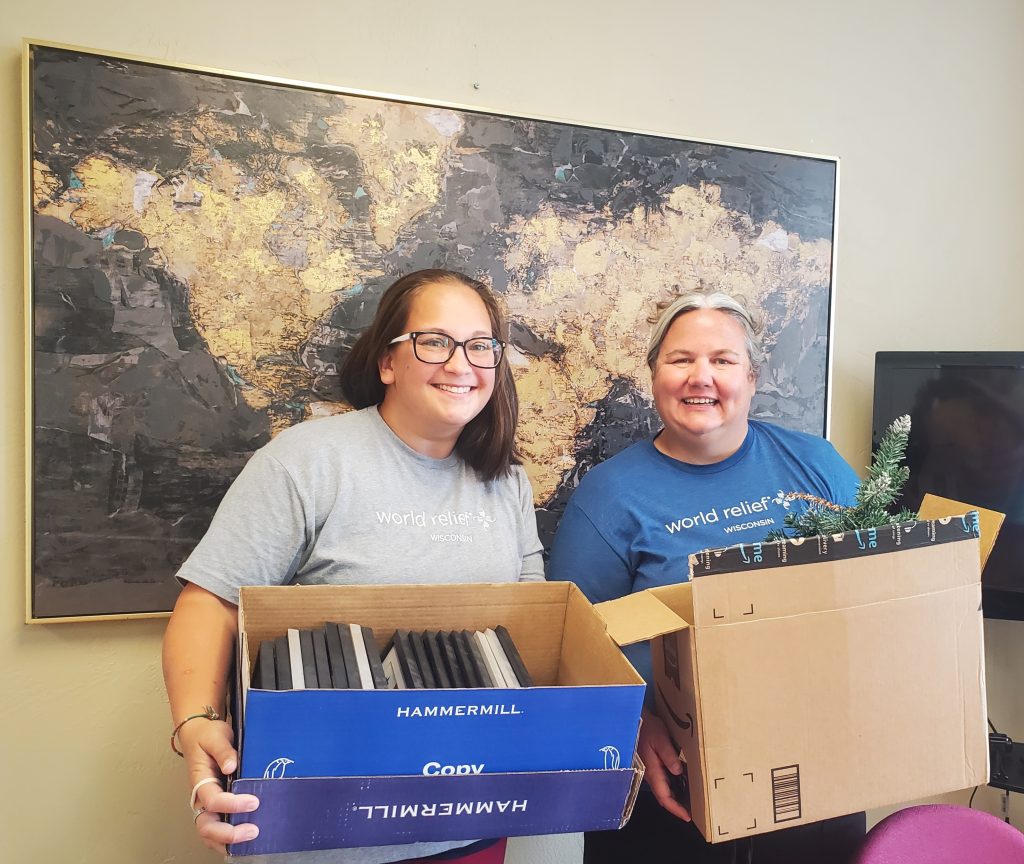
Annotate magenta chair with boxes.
[853,803,1024,863]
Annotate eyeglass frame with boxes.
[388,331,507,368]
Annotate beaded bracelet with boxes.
[170,706,220,757]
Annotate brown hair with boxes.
[339,269,521,481]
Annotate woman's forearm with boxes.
[163,583,238,725]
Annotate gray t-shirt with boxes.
[177,405,544,863]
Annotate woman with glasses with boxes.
[163,269,542,864]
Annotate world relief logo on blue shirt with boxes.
[663,495,777,535]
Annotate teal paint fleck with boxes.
[97,226,117,249]
[224,365,247,387]
[68,172,84,189]
[354,186,367,198]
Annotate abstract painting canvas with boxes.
[26,42,839,619]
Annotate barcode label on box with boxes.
[771,764,801,823]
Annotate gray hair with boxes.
[646,290,765,375]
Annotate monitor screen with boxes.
[872,351,1024,620]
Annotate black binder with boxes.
[495,625,533,686]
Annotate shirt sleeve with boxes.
[174,450,310,604]
[515,467,545,582]
[547,496,634,604]
[825,442,861,507]
[550,493,652,699]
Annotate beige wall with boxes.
[2,1,1022,860]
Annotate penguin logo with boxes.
[600,746,621,770]
[263,757,294,779]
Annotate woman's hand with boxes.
[164,585,259,853]
[637,710,691,822]
[180,717,261,853]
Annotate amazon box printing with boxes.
[596,512,990,844]
[227,581,645,856]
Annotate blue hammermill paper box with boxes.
[239,685,640,778]
[226,581,646,855]
[229,771,638,854]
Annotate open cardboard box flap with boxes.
[595,586,691,647]
[919,494,1004,570]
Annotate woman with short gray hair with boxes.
[549,288,864,863]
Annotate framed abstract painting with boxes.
[25,40,839,620]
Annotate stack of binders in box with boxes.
[251,623,532,690]
[383,627,532,689]
[252,623,388,690]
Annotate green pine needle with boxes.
[766,415,917,542]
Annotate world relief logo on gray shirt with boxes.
[375,508,497,543]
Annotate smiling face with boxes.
[377,279,497,459]
[651,308,757,464]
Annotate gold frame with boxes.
[23,38,841,623]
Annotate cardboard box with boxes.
[918,493,1004,570]
[597,515,989,843]
[228,581,645,855]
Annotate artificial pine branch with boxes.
[765,414,918,542]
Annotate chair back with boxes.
[854,803,1024,863]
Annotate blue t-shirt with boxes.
[548,419,859,685]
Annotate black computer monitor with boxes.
[872,351,1024,621]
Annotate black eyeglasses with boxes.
[388,331,506,368]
